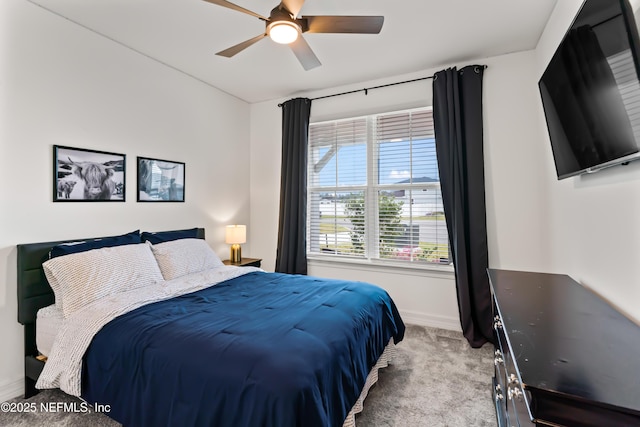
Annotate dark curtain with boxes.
[432,66,493,347]
[275,97,312,275]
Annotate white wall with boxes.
[483,52,553,272]
[534,0,640,323]
[8,0,637,405]
[0,0,250,401]
[249,50,551,332]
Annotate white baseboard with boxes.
[400,309,461,332]
[0,379,23,402]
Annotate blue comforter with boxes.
[81,271,405,427]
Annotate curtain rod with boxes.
[277,76,431,107]
[277,65,487,107]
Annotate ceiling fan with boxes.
[202,0,384,70]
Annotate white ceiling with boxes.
[28,0,558,103]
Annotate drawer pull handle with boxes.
[508,387,523,400]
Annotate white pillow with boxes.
[149,238,223,281]
[43,243,164,318]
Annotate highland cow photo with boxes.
[53,145,126,202]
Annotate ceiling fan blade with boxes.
[280,0,305,18]
[216,33,267,57]
[303,16,384,34]
[202,0,268,21]
[290,35,321,70]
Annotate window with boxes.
[307,108,451,265]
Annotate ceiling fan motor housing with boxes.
[267,5,308,33]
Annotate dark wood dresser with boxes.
[488,269,640,427]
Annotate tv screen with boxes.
[539,0,640,179]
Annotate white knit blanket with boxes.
[36,266,259,396]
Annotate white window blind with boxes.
[307,108,451,265]
[308,118,367,257]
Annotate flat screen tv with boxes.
[539,0,640,179]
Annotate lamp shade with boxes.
[225,225,246,244]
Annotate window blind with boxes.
[308,108,451,265]
[308,118,367,257]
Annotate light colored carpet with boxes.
[0,324,496,427]
[356,324,496,427]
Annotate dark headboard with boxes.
[16,227,205,398]
[17,228,205,326]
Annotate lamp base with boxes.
[230,244,242,264]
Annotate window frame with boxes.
[306,107,452,272]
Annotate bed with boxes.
[17,228,405,427]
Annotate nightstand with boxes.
[223,257,262,268]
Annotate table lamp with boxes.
[225,225,246,263]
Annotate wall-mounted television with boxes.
[539,0,640,179]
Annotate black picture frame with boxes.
[137,157,185,202]
[53,145,126,202]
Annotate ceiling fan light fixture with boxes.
[268,21,300,44]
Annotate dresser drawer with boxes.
[493,376,508,427]
[494,314,534,427]
[504,357,533,426]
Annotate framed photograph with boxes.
[53,145,126,202]
[137,157,185,202]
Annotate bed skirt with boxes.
[343,339,396,427]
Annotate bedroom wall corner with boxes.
[248,101,282,268]
[0,0,251,397]
[532,0,640,324]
